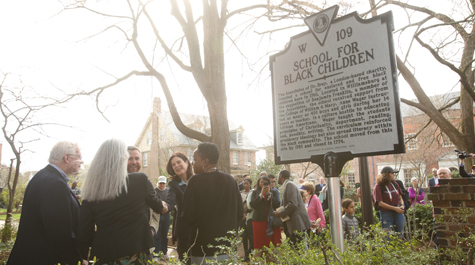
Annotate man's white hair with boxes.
[48,141,78,164]
[82,138,129,202]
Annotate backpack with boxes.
[395,180,411,212]
[373,195,380,211]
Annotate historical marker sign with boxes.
[270,6,405,164]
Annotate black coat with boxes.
[182,171,244,257]
[249,189,280,222]
[78,173,163,264]
[166,177,192,239]
[7,165,84,265]
[315,183,325,194]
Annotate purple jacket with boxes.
[408,187,425,206]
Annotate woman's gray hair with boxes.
[411,177,418,183]
[82,138,129,202]
[48,141,78,164]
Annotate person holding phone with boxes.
[249,176,281,257]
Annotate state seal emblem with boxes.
[313,14,329,33]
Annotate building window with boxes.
[403,168,416,188]
[143,152,148,167]
[245,152,251,164]
[237,133,243,145]
[442,133,454,147]
[233,151,239,165]
[346,173,355,188]
[406,133,418,150]
[147,131,152,145]
[160,128,165,142]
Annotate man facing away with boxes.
[182,142,243,264]
[8,141,86,265]
[274,170,311,247]
[428,167,439,193]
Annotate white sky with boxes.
[0,0,462,173]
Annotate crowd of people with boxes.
[7,140,242,265]
[7,137,474,264]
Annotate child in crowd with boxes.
[342,198,360,243]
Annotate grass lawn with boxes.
[0,208,21,220]
[0,213,20,220]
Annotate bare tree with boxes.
[0,72,72,242]
[61,0,273,172]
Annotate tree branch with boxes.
[386,0,470,40]
[414,32,475,101]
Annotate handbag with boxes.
[272,214,283,228]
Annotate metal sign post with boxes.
[324,152,344,252]
[359,157,374,226]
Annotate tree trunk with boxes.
[201,1,231,173]
[460,32,475,170]
[2,158,19,243]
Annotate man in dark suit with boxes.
[315,177,326,195]
[8,141,86,265]
[274,170,311,247]
[428,168,438,193]
[126,146,162,258]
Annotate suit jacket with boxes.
[278,179,311,235]
[428,177,436,193]
[315,183,325,194]
[78,173,163,264]
[8,165,84,265]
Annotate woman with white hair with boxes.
[78,139,166,265]
[408,177,425,206]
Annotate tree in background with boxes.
[0,72,73,242]
[62,0,274,173]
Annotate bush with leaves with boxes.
[406,203,433,239]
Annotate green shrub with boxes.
[406,203,434,238]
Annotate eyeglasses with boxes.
[68,154,83,160]
[271,181,276,183]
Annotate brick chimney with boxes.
[153,97,161,113]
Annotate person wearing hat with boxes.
[154,176,170,259]
[373,166,405,239]
[459,154,475,178]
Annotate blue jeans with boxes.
[380,210,405,239]
[154,213,170,255]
